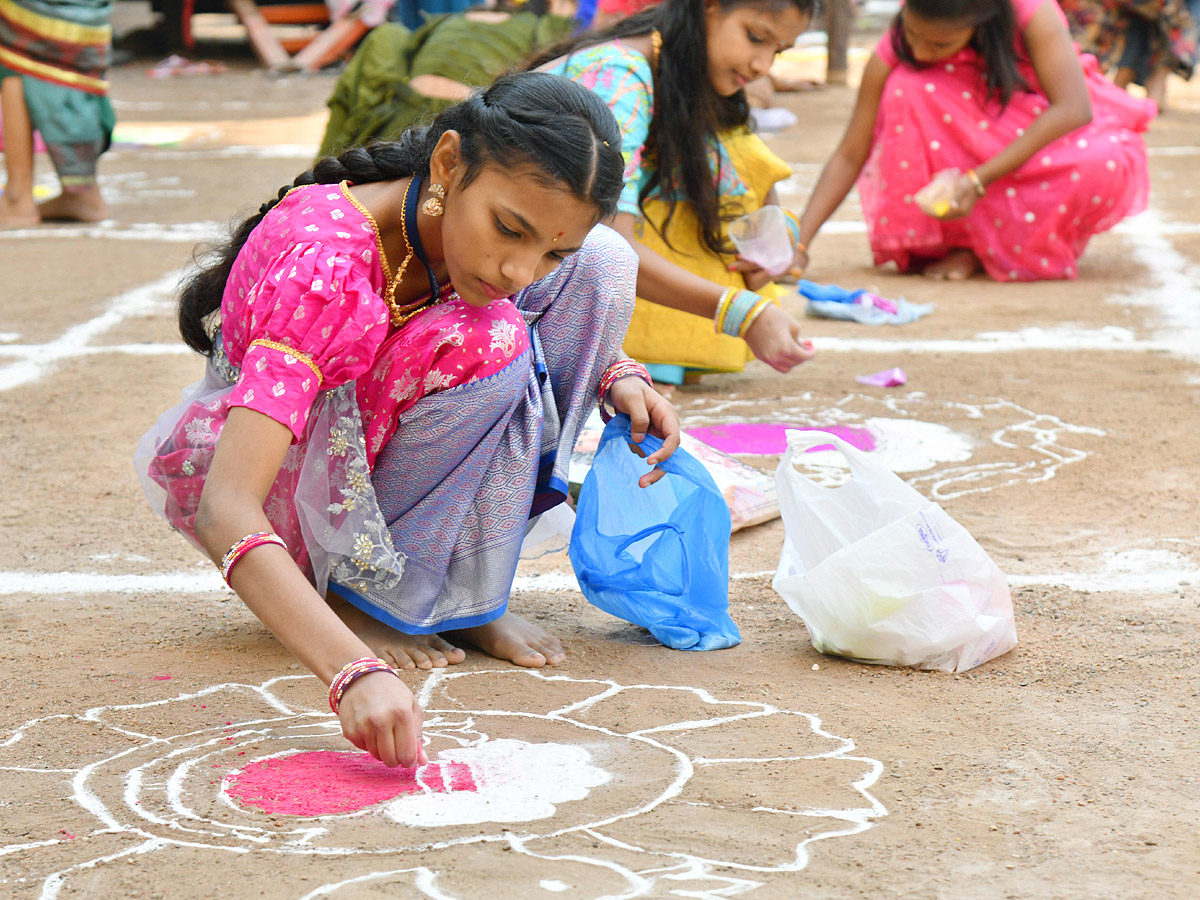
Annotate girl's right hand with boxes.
[744,303,817,373]
[791,245,809,279]
[337,671,427,768]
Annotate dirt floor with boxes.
[2,14,1198,900]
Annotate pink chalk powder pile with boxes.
[224,750,476,817]
[687,423,876,456]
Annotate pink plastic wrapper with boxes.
[855,367,907,388]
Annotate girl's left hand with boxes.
[942,174,983,219]
[608,376,681,488]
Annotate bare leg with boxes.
[449,612,566,668]
[0,77,40,228]
[1113,66,1136,89]
[38,183,108,222]
[328,594,467,670]
[922,248,983,281]
[1145,66,1169,111]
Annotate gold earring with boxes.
[423,183,445,217]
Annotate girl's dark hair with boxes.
[892,0,1029,107]
[178,71,623,355]
[528,0,816,257]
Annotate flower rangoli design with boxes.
[1,670,885,899]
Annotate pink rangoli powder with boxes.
[224,751,477,817]
[686,423,876,456]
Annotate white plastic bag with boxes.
[772,430,1017,673]
[728,205,795,276]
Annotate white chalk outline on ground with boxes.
[2,546,1197,598]
[3,671,885,900]
[0,568,771,597]
[0,221,222,242]
[0,272,180,392]
[4,197,1198,393]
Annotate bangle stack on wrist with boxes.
[781,209,806,255]
[714,288,774,339]
[328,656,399,713]
[965,168,987,197]
[219,531,287,586]
[597,358,653,422]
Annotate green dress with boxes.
[318,12,575,158]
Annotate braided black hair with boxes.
[892,0,1029,107]
[178,71,624,355]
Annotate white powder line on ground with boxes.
[0,329,1174,366]
[0,342,192,360]
[110,100,252,112]
[814,326,1171,354]
[1115,208,1200,359]
[1146,145,1200,156]
[7,209,1200,245]
[111,145,319,161]
[0,221,222,242]
[0,273,180,392]
[2,559,1193,597]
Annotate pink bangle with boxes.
[328,657,398,713]
[219,531,287,585]
[597,359,653,423]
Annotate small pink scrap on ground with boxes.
[687,422,876,456]
[225,750,477,816]
[153,674,172,681]
[855,367,907,388]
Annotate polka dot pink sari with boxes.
[859,0,1155,281]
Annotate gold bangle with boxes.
[713,287,736,334]
[965,169,986,197]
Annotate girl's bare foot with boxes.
[449,612,565,668]
[329,595,466,670]
[923,249,981,281]
[0,195,39,228]
[38,187,108,223]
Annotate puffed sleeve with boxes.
[228,242,390,440]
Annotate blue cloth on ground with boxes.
[569,415,740,651]
[799,279,933,325]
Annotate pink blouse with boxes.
[217,181,528,456]
[220,182,392,441]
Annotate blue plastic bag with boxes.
[569,415,740,650]
[799,279,934,325]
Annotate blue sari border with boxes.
[329,580,509,635]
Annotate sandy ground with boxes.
[1,21,1199,900]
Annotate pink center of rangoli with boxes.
[224,750,477,816]
[687,423,876,456]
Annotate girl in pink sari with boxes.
[136,73,680,768]
[795,0,1155,282]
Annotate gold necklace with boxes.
[387,177,454,329]
[381,178,419,326]
[650,29,662,73]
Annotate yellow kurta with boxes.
[623,128,793,373]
